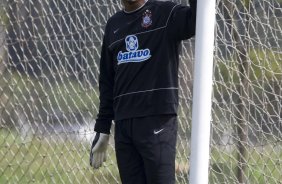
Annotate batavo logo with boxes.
[117,35,151,65]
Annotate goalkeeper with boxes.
[90,0,197,183]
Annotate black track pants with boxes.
[114,115,178,184]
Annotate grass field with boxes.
[0,128,281,184]
[209,146,282,184]
[0,128,120,184]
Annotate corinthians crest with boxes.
[141,10,152,28]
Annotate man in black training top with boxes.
[90,0,197,183]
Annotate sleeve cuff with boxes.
[94,119,112,134]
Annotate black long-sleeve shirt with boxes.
[95,0,197,134]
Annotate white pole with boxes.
[189,0,217,183]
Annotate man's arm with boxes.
[168,0,197,41]
[94,31,115,134]
[90,26,114,169]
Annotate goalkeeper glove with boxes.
[90,132,110,169]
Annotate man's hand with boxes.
[90,132,110,169]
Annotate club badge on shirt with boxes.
[141,10,152,28]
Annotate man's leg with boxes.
[132,115,178,184]
[115,119,147,184]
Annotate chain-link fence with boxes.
[0,0,281,183]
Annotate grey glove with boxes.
[90,132,110,169]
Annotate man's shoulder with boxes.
[108,11,124,23]
[104,11,124,33]
[150,0,179,15]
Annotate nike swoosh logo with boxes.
[114,28,119,34]
[154,128,164,135]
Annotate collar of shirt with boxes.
[123,0,149,14]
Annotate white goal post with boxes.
[189,0,217,183]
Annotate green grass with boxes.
[209,146,282,184]
[0,128,120,184]
[0,129,281,183]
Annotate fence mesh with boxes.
[0,0,281,183]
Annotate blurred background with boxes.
[0,0,281,183]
